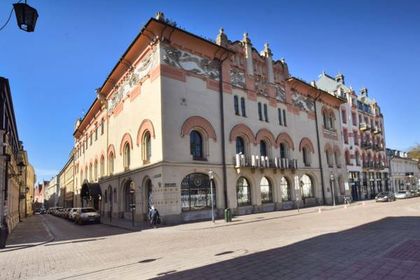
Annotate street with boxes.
[2,198,420,280]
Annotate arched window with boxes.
[329,112,335,130]
[123,143,130,170]
[280,143,289,159]
[237,177,251,206]
[108,152,114,175]
[190,130,203,160]
[124,182,134,212]
[280,177,291,201]
[355,151,360,166]
[260,140,267,157]
[260,177,272,203]
[335,150,341,167]
[326,150,333,167]
[303,147,311,166]
[89,164,92,181]
[100,156,105,177]
[94,160,98,181]
[104,190,108,203]
[181,173,214,211]
[300,174,314,198]
[141,131,151,163]
[236,137,245,154]
[345,150,351,165]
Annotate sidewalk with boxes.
[2,215,53,252]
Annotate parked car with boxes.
[74,208,100,224]
[68,208,79,221]
[410,190,418,197]
[40,208,47,214]
[375,192,395,202]
[395,190,411,199]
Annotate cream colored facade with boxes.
[73,14,348,225]
[24,163,35,216]
[58,151,75,207]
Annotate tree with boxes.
[408,143,420,160]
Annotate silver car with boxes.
[395,190,411,199]
[68,208,80,221]
[74,208,100,224]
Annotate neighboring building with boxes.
[72,13,348,226]
[34,181,47,210]
[58,150,75,208]
[0,77,27,235]
[387,149,420,191]
[317,73,388,200]
[44,177,57,208]
[25,163,36,217]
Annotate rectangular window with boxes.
[283,109,287,126]
[234,95,240,115]
[258,102,263,121]
[344,129,348,144]
[263,104,268,122]
[101,121,104,135]
[352,112,357,126]
[95,128,98,141]
[342,109,347,123]
[278,108,283,125]
[240,97,246,117]
[90,134,92,145]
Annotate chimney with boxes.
[335,73,345,84]
[155,12,165,21]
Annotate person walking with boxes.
[148,205,160,228]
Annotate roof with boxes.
[316,72,352,94]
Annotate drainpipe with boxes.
[218,54,229,210]
[313,91,326,204]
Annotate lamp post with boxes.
[208,170,215,223]
[330,173,336,206]
[13,1,38,32]
[129,181,135,227]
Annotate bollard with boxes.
[318,207,322,213]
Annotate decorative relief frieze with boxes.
[291,91,314,112]
[230,68,245,88]
[275,85,286,102]
[108,48,158,112]
[161,43,220,80]
[255,75,268,96]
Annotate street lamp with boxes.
[13,1,38,32]
[208,170,215,223]
[330,173,336,206]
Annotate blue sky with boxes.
[0,0,419,181]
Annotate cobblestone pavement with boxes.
[1,199,420,280]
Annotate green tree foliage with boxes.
[408,143,420,159]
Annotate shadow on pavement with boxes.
[154,217,420,280]
[2,214,133,252]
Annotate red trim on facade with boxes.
[299,137,315,153]
[255,128,276,147]
[275,132,295,150]
[107,144,116,158]
[181,116,217,141]
[119,133,134,155]
[229,123,256,145]
[161,64,186,82]
[136,119,156,146]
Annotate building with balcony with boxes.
[72,13,348,225]
[387,149,420,191]
[316,73,388,200]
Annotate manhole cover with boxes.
[215,251,234,256]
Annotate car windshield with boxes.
[377,193,387,196]
[81,208,96,213]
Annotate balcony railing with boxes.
[359,122,367,131]
[361,142,373,149]
[234,154,298,170]
[373,127,381,134]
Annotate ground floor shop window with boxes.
[260,177,273,203]
[300,174,314,198]
[280,177,291,201]
[181,173,214,211]
[237,177,251,206]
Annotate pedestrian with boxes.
[148,205,160,228]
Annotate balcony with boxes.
[373,127,381,134]
[234,154,298,170]
[359,122,367,131]
[361,142,373,149]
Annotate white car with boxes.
[68,208,80,221]
[395,190,411,199]
[74,208,101,224]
